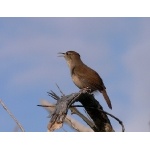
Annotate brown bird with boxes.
[58,51,112,109]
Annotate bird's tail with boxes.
[101,90,112,109]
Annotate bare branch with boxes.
[55,83,65,96]
[65,116,93,132]
[47,90,60,100]
[0,99,25,132]
[46,92,82,131]
[70,106,95,130]
[40,100,93,132]
[39,87,125,132]
[76,92,114,132]
[37,104,55,108]
[42,90,114,132]
[71,105,125,132]
[37,103,95,130]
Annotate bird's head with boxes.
[58,51,81,68]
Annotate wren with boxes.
[58,51,112,109]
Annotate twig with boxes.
[37,104,55,107]
[0,99,25,132]
[47,90,60,100]
[55,83,65,96]
[99,110,125,132]
[71,105,125,132]
[70,107,95,130]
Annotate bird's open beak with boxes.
[58,52,65,57]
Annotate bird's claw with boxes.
[80,87,92,93]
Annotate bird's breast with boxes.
[71,73,84,89]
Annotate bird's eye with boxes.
[66,52,68,55]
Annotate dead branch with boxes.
[70,106,95,130]
[46,92,83,131]
[43,90,115,132]
[38,87,125,132]
[71,105,125,132]
[74,91,114,132]
[47,89,98,131]
[0,99,25,132]
[40,100,93,132]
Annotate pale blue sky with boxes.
[0,18,150,131]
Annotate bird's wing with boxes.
[73,64,106,91]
